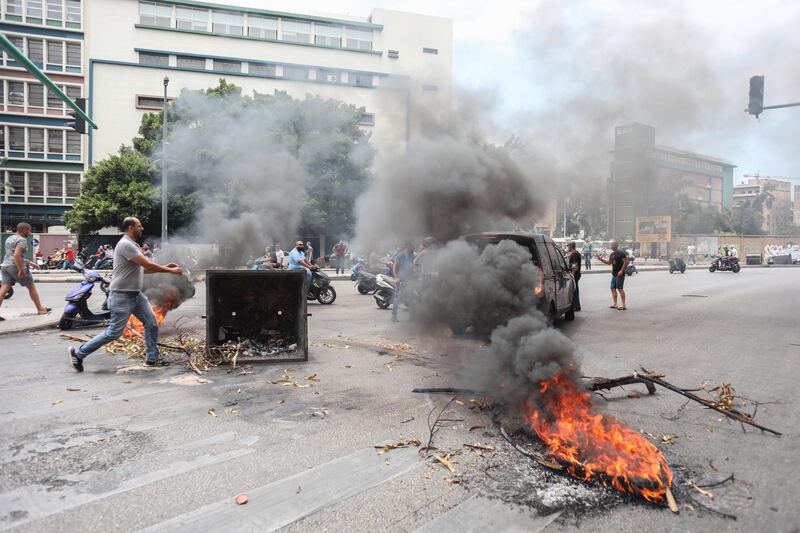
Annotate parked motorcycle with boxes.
[58,262,111,330]
[625,256,638,276]
[95,257,113,270]
[350,257,366,281]
[307,268,336,304]
[373,274,417,310]
[669,257,687,274]
[709,255,740,273]
[355,270,377,295]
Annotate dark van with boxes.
[462,232,576,322]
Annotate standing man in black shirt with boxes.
[596,240,629,310]
[567,241,582,312]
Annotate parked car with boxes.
[462,232,576,324]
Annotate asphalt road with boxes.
[0,268,798,532]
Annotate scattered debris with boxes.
[51,399,63,406]
[208,408,217,417]
[468,425,486,432]
[374,439,422,454]
[66,388,81,392]
[434,454,457,473]
[235,493,248,505]
[401,416,415,424]
[268,371,311,388]
[305,374,319,382]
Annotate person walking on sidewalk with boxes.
[0,222,51,320]
[68,217,182,372]
[581,241,593,270]
[567,241,582,312]
[596,239,628,310]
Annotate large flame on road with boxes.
[123,301,171,337]
[525,373,673,502]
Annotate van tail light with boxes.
[534,266,544,297]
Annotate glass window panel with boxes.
[176,7,208,31]
[48,129,63,153]
[283,65,308,80]
[29,83,44,107]
[47,0,62,20]
[47,41,63,66]
[29,173,44,196]
[66,0,80,22]
[7,36,24,62]
[351,73,374,87]
[212,10,243,35]
[66,131,81,155]
[213,59,240,73]
[8,81,25,105]
[27,0,43,18]
[28,39,44,64]
[47,86,63,109]
[139,1,171,27]
[66,85,81,99]
[47,173,63,197]
[66,42,81,67]
[346,27,372,50]
[314,24,342,47]
[176,55,206,69]
[9,172,25,192]
[29,128,45,152]
[137,96,166,108]
[282,20,310,43]
[65,174,81,196]
[139,52,169,66]
[317,69,340,83]
[0,127,4,150]
[9,127,25,150]
[248,15,277,39]
[249,62,276,76]
[5,0,22,16]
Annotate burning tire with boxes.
[317,286,336,304]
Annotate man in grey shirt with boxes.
[0,222,50,320]
[69,217,182,371]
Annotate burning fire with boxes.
[123,302,171,337]
[525,373,673,502]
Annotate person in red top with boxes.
[63,244,76,270]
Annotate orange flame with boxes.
[123,300,171,338]
[525,373,673,502]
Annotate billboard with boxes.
[635,216,671,243]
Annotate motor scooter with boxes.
[307,268,336,304]
[669,256,687,274]
[58,262,111,330]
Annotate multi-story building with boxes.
[732,176,793,234]
[795,185,800,227]
[86,0,453,165]
[1,0,85,232]
[609,122,736,240]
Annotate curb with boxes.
[0,318,60,337]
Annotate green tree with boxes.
[64,147,157,235]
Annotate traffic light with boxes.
[66,97,87,134]
[748,75,764,117]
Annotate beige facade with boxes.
[732,177,793,234]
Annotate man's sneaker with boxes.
[69,347,83,372]
[145,359,171,367]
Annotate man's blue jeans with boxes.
[76,291,160,362]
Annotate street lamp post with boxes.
[161,76,169,244]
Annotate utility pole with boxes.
[161,77,169,244]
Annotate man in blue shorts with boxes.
[596,240,629,310]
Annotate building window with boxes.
[248,62,276,77]
[66,0,80,23]
[316,69,340,83]
[66,85,81,100]
[46,0,63,21]
[177,55,206,69]
[9,172,25,195]
[422,84,439,91]
[422,47,439,55]
[28,173,44,197]
[346,27,373,51]
[0,127,4,151]
[29,129,45,153]
[66,42,81,72]
[212,10,243,36]
[314,24,342,47]
[388,49,399,58]
[350,73,373,87]
[282,20,310,43]
[66,131,81,156]
[283,65,308,80]
[176,6,208,31]
[47,41,63,70]
[8,81,25,105]
[27,0,43,18]
[47,86,63,109]
[214,59,240,73]
[6,36,24,65]
[139,1,172,27]
[29,83,44,107]
[47,173,63,197]
[136,95,172,109]
[48,129,63,153]
[28,39,44,66]
[139,52,169,66]
[9,127,25,151]
[5,0,22,16]
[358,113,375,126]
[248,15,277,39]
[65,174,80,197]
